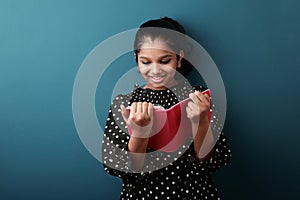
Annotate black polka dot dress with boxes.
[102,80,232,200]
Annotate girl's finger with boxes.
[142,102,148,114]
[186,106,191,118]
[194,91,205,103]
[189,93,200,104]
[203,94,210,102]
[130,102,137,115]
[129,103,137,119]
[148,102,153,119]
[137,102,143,113]
[187,101,197,111]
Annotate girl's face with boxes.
[137,38,183,90]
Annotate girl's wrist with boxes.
[128,136,149,153]
[191,114,209,127]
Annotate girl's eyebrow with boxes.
[139,55,173,60]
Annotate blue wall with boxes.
[1,0,300,199]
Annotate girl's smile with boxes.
[149,75,166,83]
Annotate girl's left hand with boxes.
[186,91,210,124]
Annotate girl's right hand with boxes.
[120,102,153,138]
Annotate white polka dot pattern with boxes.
[102,80,232,199]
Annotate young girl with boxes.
[102,17,231,200]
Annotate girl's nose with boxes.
[151,63,162,74]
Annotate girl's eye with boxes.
[160,60,170,64]
[142,61,151,65]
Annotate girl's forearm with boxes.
[128,136,149,171]
[192,118,215,160]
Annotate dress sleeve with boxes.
[102,94,148,180]
[187,133,232,173]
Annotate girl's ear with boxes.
[134,52,138,63]
[177,50,184,68]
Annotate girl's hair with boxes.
[134,17,194,75]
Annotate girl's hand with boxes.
[186,91,210,125]
[120,102,153,138]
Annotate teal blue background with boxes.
[1,0,300,199]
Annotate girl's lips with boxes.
[150,76,165,83]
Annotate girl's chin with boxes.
[147,85,167,90]
[147,81,176,90]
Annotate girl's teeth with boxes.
[151,76,164,83]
